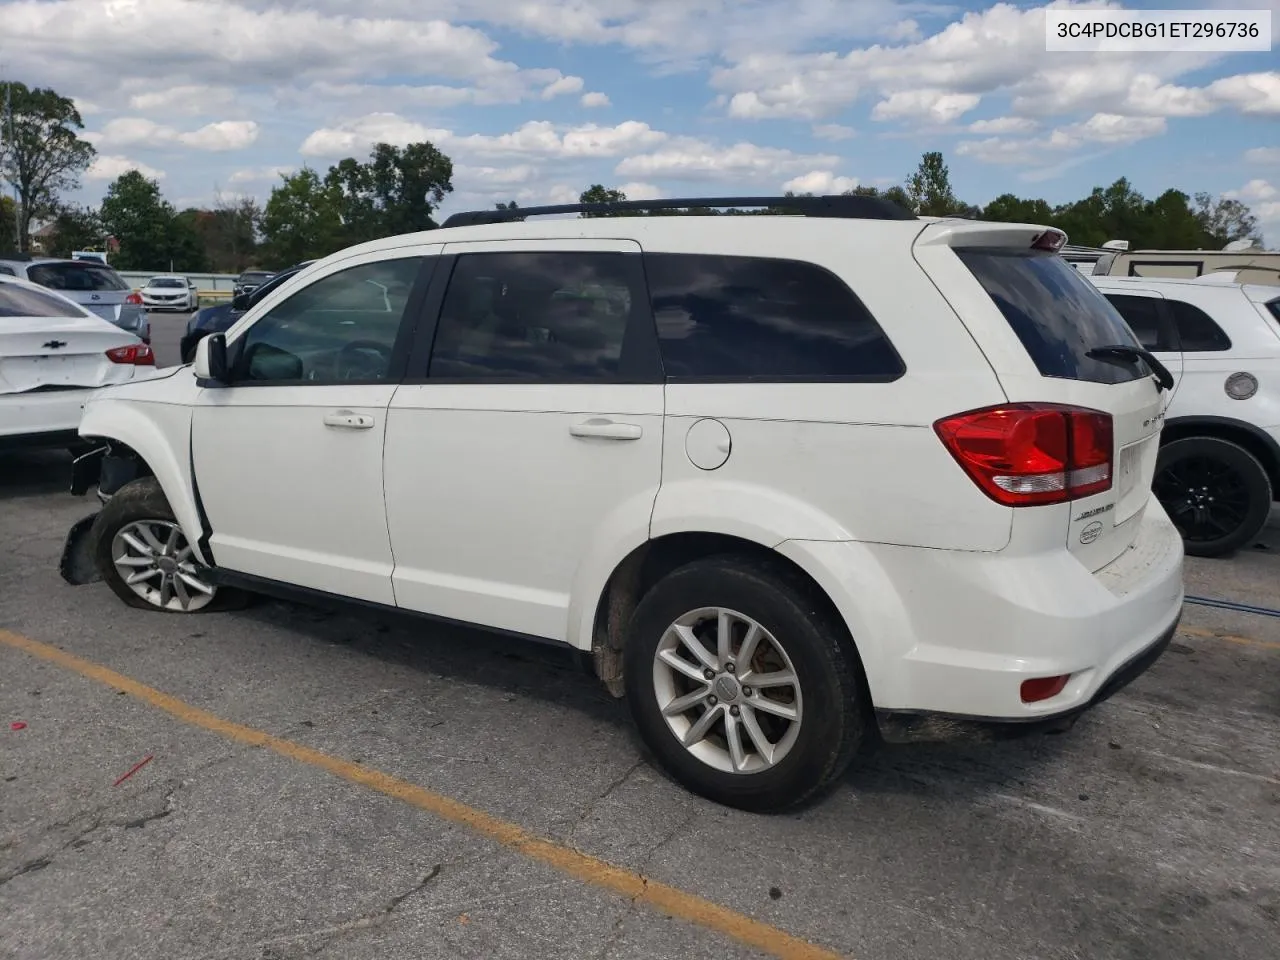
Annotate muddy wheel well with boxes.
[86,439,156,495]
[589,532,863,700]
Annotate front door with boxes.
[384,240,665,641]
[191,250,435,604]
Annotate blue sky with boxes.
[3,0,1278,242]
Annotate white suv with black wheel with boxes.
[1091,274,1280,557]
[58,196,1185,812]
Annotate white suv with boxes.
[58,196,1185,812]
[1090,274,1280,557]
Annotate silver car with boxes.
[0,256,151,343]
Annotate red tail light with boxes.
[934,403,1113,506]
[125,292,143,305]
[105,343,155,365]
[1021,674,1070,703]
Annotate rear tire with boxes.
[623,554,867,813]
[91,477,249,613]
[1153,436,1272,558]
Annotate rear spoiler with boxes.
[914,220,1067,253]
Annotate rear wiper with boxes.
[1086,344,1175,392]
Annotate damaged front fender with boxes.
[60,512,103,585]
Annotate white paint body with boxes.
[77,215,1185,722]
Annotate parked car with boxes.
[233,269,274,297]
[58,195,1184,813]
[140,275,198,312]
[180,261,315,363]
[0,255,150,344]
[1091,273,1280,556]
[0,274,156,452]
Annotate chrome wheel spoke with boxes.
[682,705,722,747]
[738,623,763,670]
[172,574,191,609]
[138,524,166,553]
[716,610,733,667]
[658,647,708,684]
[749,696,798,722]
[741,669,796,690]
[115,555,154,568]
[739,706,776,765]
[661,687,709,717]
[120,532,152,556]
[724,713,748,772]
[673,624,717,672]
[125,567,160,585]
[178,571,215,596]
[164,525,181,553]
[112,520,217,613]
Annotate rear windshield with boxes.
[0,283,83,318]
[27,262,128,292]
[956,249,1147,384]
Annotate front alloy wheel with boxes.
[111,519,217,612]
[652,607,803,774]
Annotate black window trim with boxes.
[402,250,666,386]
[213,253,439,389]
[1102,291,1180,354]
[644,251,906,385]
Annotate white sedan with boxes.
[139,275,198,311]
[0,274,157,452]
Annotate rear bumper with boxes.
[0,389,96,444]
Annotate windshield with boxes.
[27,262,129,292]
[150,278,185,288]
[956,248,1147,385]
[0,283,84,318]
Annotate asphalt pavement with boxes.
[146,308,195,368]
[2,407,1279,958]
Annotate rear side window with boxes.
[1169,299,1231,352]
[1103,293,1177,352]
[957,249,1146,384]
[27,262,128,292]
[643,253,903,381]
[1267,298,1280,324]
[0,283,83,318]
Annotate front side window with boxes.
[643,253,903,380]
[428,252,642,382]
[233,257,424,383]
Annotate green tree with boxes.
[906,151,966,216]
[324,141,454,245]
[260,167,344,266]
[578,184,628,216]
[46,204,105,258]
[1194,192,1261,248]
[844,183,914,214]
[980,193,1056,225]
[170,208,210,272]
[0,196,16,249]
[99,170,181,270]
[494,200,520,212]
[1142,188,1209,249]
[188,194,261,272]
[0,82,96,251]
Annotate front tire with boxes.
[623,554,867,813]
[1153,436,1272,558]
[91,477,247,613]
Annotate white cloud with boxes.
[871,89,981,124]
[129,84,238,116]
[1225,179,1279,204]
[300,113,446,157]
[618,181,664,200]
[73,98,102,117]
[1205,73,1280,116]
[782,171,859,194]
[968,116,1037,134]
[454,164,540,187]
[956,112,1167,168]
[85,155,166,181]
[88,117,260,152]
[1069,113,1166,145]
[881,19,922,42]
[616,141,839,181]
[228,165,297,186]
[581,91,611,108]
[812,123,856,140]
[1245,147,1280,165]
[541,75,585,99]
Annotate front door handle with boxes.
[569,418,643,441]
[323,410,375,430]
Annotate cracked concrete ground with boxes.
[2,449,1279,960]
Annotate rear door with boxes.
[24,261,138,327]
[1094,286,1185,397]
[915,224,1170,571]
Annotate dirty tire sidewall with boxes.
[91,477,245,613]
[623,554,866,814]
[1155,436,1272,558]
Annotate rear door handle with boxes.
[323,410,374,430]
[569,418,643,441]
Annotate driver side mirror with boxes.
[232,292,251,311]
[194,333,231,385]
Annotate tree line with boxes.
[1,79,1264,275]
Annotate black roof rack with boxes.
[441,194,916,229]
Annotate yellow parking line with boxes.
[1179,625,1280,652]
[0,629,848,960]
